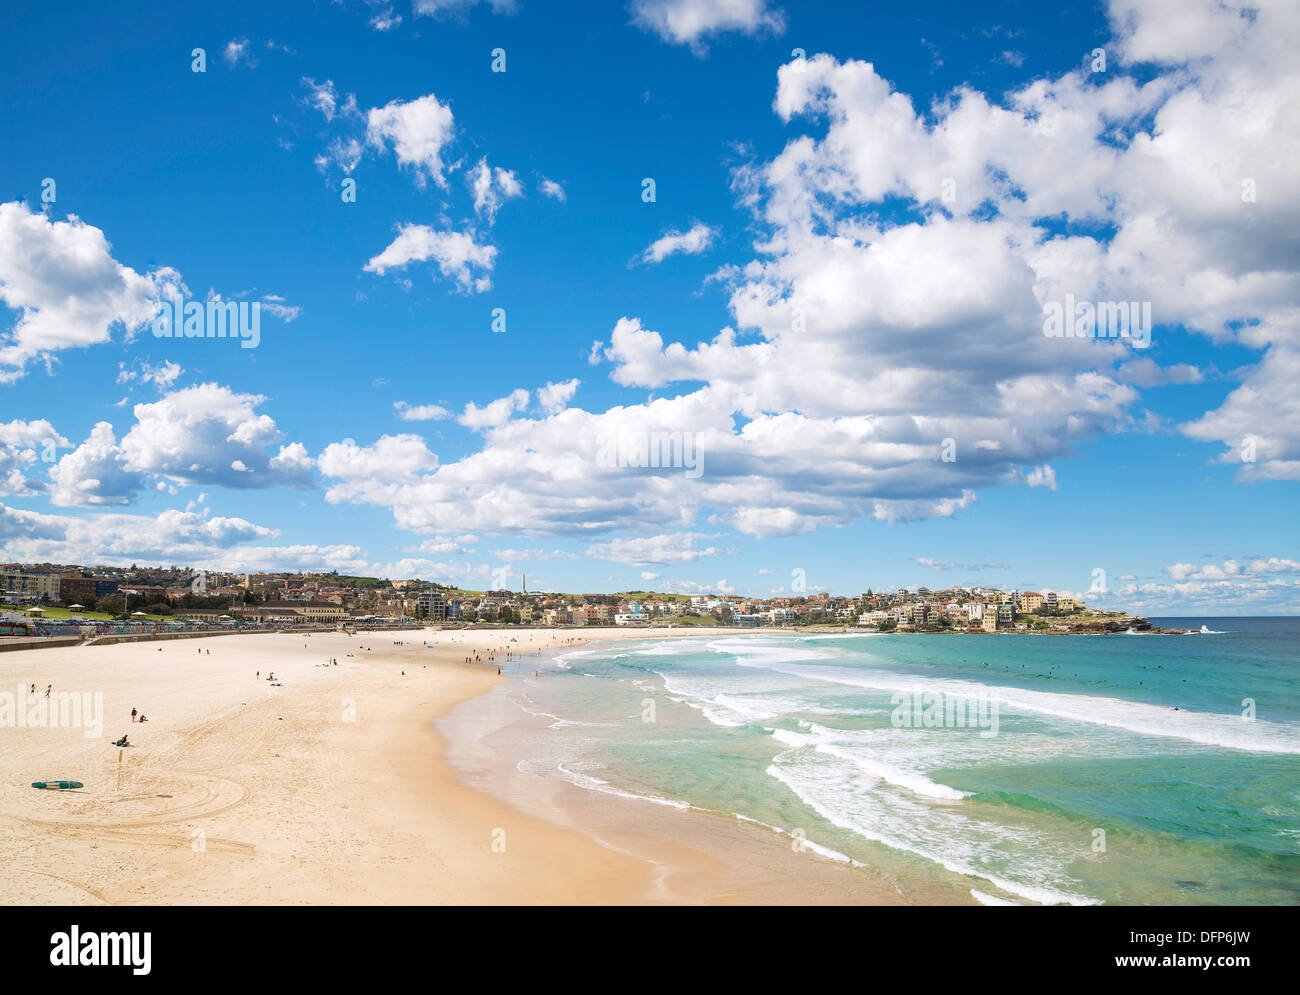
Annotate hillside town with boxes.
[0,563,1150,634]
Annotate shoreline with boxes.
[437,628,954,904]
[0,626,947,904]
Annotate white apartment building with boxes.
[0,570,60,604]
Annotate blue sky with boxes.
[1,0,1297,613]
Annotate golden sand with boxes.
[0,628,931,905]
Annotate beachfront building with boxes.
[59,574,119,601]
[298,600,348,622]
[997,603,1015,628]
[177,608,231,622]
[981,611,998,632]
[240,600,348,623]
[119,584,169,600]
[0,569,60,605]
[416,591,446,621]
[1020,591,1044,613]
[235,605,301,624]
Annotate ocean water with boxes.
[452,618,1300,905]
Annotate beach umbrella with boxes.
[26,606,44,613]
[68,603,84,609]
[131,610,148,616]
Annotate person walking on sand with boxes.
[131,707,138,723]
[45,684,51,697]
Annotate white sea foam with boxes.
[653,665,824,728]
[664,690,771,728]
[733,813,864,866]
[511,691,614,730]
[769,727,971,800]
[799,633,881,641]
[735,659,1300,755]
[705,637,834,668]
[553,762,691,809]
[550,649,596,670]
[629,641,696,656]
[971,889,1021,906]
[766,754,1100,906]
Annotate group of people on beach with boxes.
[27,683,52,699]
[113,704,150,748]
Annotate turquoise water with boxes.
[493,618,1300,905]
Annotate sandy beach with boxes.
[0,627,925,905]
